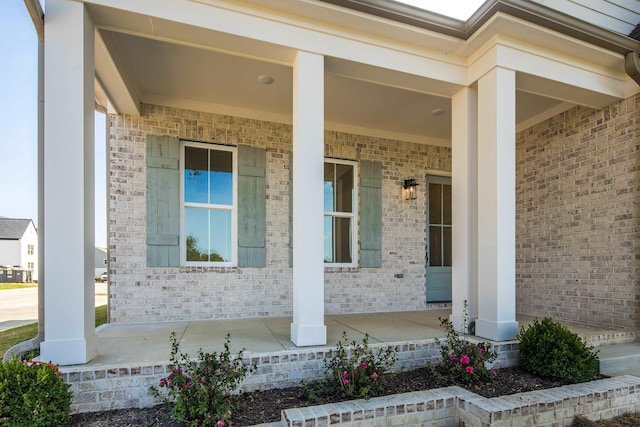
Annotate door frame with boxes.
[425,174,452,303]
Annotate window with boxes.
[27,262,34,270]
[181,142,236,266]
[27,244,34,255]
[324,160,357,265]
[104,259,108,265]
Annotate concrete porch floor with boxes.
[85,310,635,369]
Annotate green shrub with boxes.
[436,301,498,386]
[324,332,398,400]
[517,317,598,383]
[151,332,255,427]
[0,359,72,427]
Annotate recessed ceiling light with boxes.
[431,108,445,116]
[258,74,274,85]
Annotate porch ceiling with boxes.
[89,1,627,146]
[95,27,565,145]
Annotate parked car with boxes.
[100,272,108,282]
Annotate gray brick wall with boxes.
[108,104,451,323]
[109,92,639,329]
[516,93,640,329]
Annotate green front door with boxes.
[426,175,452,302]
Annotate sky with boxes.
[394,0,486,20]
[0,1,107,248]
[0,0,485,251]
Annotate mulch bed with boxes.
[71,366,569,426]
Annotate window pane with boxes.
[184,147,209,204]
[443,184,452,226]
[209,210,232,262]
[443,227,452,267]
[185,208,231,263]
[186,208,210,261]
[324,216,333,263]
[429,226,442,267]
[209,150,233,206]
[324,163,335,212]
[324,216,352,263]
[429,184,441,225]
[335,164,353,213]
[334,217,352,263]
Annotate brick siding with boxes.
[108,104,451,323]
[516,93,640,329]
[109,92,639,329]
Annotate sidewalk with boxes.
[0,282,107,332]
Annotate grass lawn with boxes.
[0,283,38,290]
[0,304,108,359]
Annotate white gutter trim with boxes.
[23,0,43,42]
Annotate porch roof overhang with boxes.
[88,0,640,145]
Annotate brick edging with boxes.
[282,375,640,427]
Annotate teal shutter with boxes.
[360,161,382,267]
[146,135,180,267]
[238,146,266,267]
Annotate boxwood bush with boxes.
[517,317,598,383]
[0,359,72,426]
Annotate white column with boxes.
[40,0,97,364]
[450,87,478,332]
[290,51,327,346]
[475,67,519,341]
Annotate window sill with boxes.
[324,266,360,273]
[179,266,238,273]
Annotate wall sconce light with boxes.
[403,177,419,200]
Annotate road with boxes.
[0,282,107,332]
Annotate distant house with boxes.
[94,247,107,280]
[0,218,38,282]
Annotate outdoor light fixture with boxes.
[403,177,419,200]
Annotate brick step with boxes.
[597,343,640,377]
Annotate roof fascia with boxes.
[23,0,44,41]
[321,0,640,54]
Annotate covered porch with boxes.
[85,310,635,368]
[35,0,639,367]
[61,309,637,413]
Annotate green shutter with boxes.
[146,135,180,267]
[238,146,266,267]
[360,161,382,268]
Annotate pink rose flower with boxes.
[465,366,474,374]
[372,372,378,380]
[360,361,368,369]
[460,355,471,365]
[217,420,225,427]
[343,371,348,379]
[448,355,457,362]
[491,370,497,377]
[343,379,349,385]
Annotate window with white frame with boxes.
[181,142,236,266]
[27,244,34,255]
[324,159,357,265]
[27,262,34,270]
